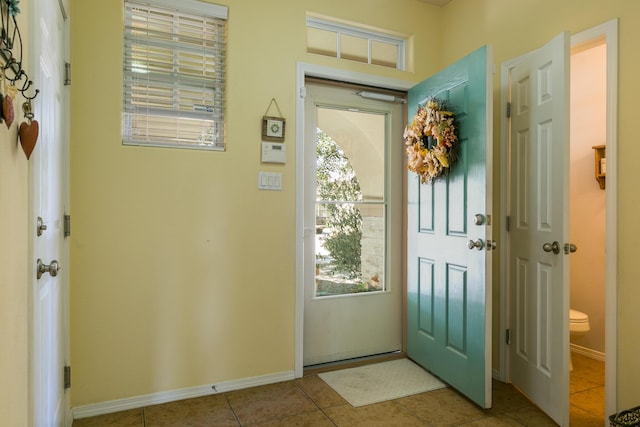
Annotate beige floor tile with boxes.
[226,381,317,425]
[323,401,428,427]
[571,353,604,385]
[571,386,605,419]
[570,405,604,427]
[396,387,487,427]
[296,374,347,408]
[502,405,557,426]
[487,380,533,414]
[254,410,336,426]
[144,394,239,426]
[458,414,523,426]
[570,372,601,395]
[72,409,144,427]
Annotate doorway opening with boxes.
[568,35,607,423]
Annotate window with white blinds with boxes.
[123,0,227,150]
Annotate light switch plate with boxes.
[258,172,282,191]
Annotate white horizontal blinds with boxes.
[123,0,227,150]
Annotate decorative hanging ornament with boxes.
[0,69,15,129]
[19,98,38,159]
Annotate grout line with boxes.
[224,393,242,426]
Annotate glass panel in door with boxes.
[314,109,386,297]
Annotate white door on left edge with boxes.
[31,0,69,425]
[303,82,404,366]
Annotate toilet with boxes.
[569,309,591,370]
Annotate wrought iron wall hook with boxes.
[0,0,38,106]
[22,86,38,102]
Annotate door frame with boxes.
[499,19,618,418]
[294,63,413,377]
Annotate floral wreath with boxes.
[403,98,458,183]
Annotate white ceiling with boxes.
[417,0,452,6]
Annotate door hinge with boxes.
[64,366,71,389]
[505,215,510,232]
[64,214,71,238]
[506,102,511,118]
[64,62,71,86]
[505,329,511,345]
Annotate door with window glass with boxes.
[303,82,404,366]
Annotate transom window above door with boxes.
[306,16,407,70]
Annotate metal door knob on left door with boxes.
[542,241,560,254]
[37,259,60,279]
[468,239,484,250]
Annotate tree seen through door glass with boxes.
[315,108,386,297]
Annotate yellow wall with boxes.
[69,0,442,406]
[0,5,31,426]
[439,0,640,410]
[68,0,640,413]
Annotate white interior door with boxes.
[31,0,69,425]
[507,32,570,426]
[303,82,404,366]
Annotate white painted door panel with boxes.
[507,32,570,426]
[31,0,69,425]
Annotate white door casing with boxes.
[506,32,570,426]
[30,0,69,425]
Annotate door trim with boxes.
[499,19,618,418]
[295,62,413,377]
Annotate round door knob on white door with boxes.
[37,259,60,279]
[542,241,560,254]
[468,239,484,250]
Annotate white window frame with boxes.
[122,0,228,151]
[306,16,407,71]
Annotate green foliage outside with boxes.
[316,129,362,279]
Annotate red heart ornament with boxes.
[19,120,39,160]
[3,95,14,129]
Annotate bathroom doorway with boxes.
[568,35,607,424]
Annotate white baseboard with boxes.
[72,370,295,420]
[570,343,606,361]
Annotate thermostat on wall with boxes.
[261,142,286,164]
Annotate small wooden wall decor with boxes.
[592,145,606,190]
[0,0,40,159]
[262,98,285,142]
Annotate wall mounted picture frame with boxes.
[262,116,285,141]
[262,98,286,142]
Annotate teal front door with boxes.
[406,46,493,408]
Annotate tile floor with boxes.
[72,353,605,426]
[569,352,605,426]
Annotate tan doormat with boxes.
[318,358,447,407]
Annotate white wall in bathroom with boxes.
[569,42,607,355]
